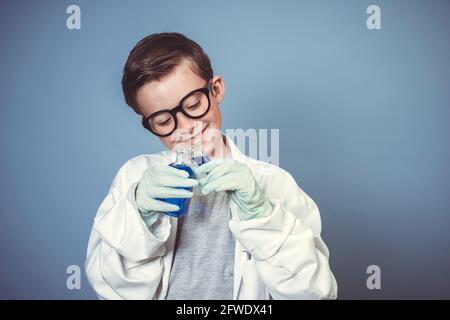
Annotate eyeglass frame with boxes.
[142,79,213,137]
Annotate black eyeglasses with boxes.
[142,81,212,137]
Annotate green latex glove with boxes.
[135,164,199,225]
[195,159,273,220]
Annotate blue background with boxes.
[1,0,449,299]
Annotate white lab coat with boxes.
[85,135,338,300]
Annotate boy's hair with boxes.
[121,32,214,115]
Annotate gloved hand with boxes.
[135,164,199,225]
[195,159,273,220]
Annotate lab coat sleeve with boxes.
[85,160,172,300]
[228,168,338,300]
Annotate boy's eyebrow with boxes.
[149,95,180,113]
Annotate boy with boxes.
[85,32,337,300]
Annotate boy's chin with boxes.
[197,137,228,159]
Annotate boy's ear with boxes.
[211,75,225,103]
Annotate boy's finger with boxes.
[151,186,194,199]
[199,163,235,186]
[144,198,180,212]
[202,173,237,194]
[151,200,180,212]
[155,165,190,178]
[191,166,201,177]
[196,159,227,175]
[158,176,199,188]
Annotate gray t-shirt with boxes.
[165,186,235,300]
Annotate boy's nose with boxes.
[176,112,195,134]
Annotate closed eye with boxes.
[187,102,201,110]
[157,118,173,126]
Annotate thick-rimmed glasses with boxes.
[142,81,212,137]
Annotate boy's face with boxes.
[136,59,226,157]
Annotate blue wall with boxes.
[0,0,449,299]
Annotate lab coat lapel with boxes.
[224,134,251,300]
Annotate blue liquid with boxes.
[157,163,194,217]
[193,156,210,166]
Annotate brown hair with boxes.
[121,32,214,114]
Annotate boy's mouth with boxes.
[191,124,209,143]
[171,123,210,151]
